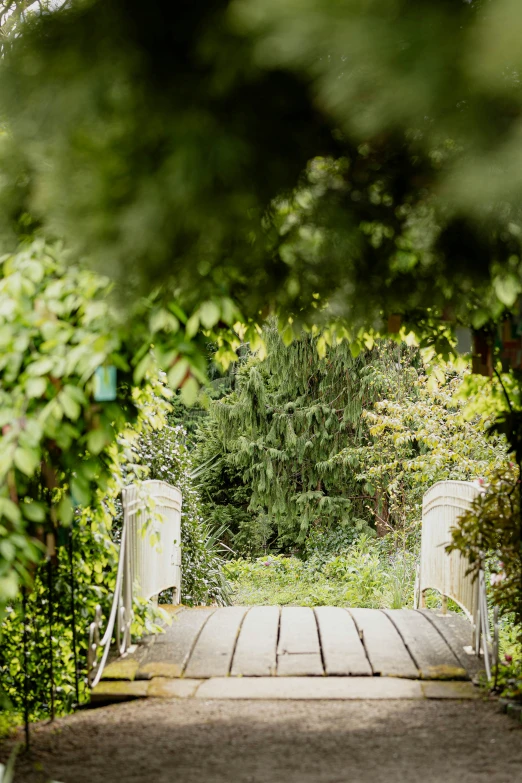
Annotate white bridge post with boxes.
[416,480,492,675]
[88,480,182,687]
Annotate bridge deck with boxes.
[99,606,482,688]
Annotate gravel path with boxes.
[1,697,521,783]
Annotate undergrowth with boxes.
[225,535,419,608]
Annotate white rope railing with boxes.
[88,480,182,687]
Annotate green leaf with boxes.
[0,410,15,428]
[87,428,109,455]
[281,324,294,346]
[133,352,153,384]
[0,498,21,524]
[150,308,179,334]
[58,389,81,421]
[185,313,200,339]
[26,357,54,376]
[71,476,91,507]
[180,376,199,406]
[349,341,362,358]
[493,275,521,307]
[25,377,47,398]
[316,336,326,359]
[167,358,189,389]
[14,447,40,477]
[63,384,87,404]
[199,301,220,330]
[22,501,46,523]
[57,494,74,525]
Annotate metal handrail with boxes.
[87,517,131,688]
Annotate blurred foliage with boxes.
[2,0,522,343]
[0,240,141,621]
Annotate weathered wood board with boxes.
[137,607,215,679]
[231,606,280,676]
[277,606,323,676]
[184,606,248,678]
[384,609,467,680]
[100,607,478,685]
[417,609,483,679]
[315,607,372,676]
[348,608,418,678]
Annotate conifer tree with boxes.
[197,327,416,552]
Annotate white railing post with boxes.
[419,480,494,674]
[88,480,183,687]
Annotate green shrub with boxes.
[225,535,416,609]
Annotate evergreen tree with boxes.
[196,327,416,552]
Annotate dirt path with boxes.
[1,697,521,783]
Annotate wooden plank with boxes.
[315,607,372,676]
[137,607,215,678]
[277,607,323,676]
[348,608,418,678]
[184,606,248,678]
[418,609,483,679]
[384,609,467,680]
[231,606,280,676]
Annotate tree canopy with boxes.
[2,0,522,340]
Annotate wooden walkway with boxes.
[97,606,482,693]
